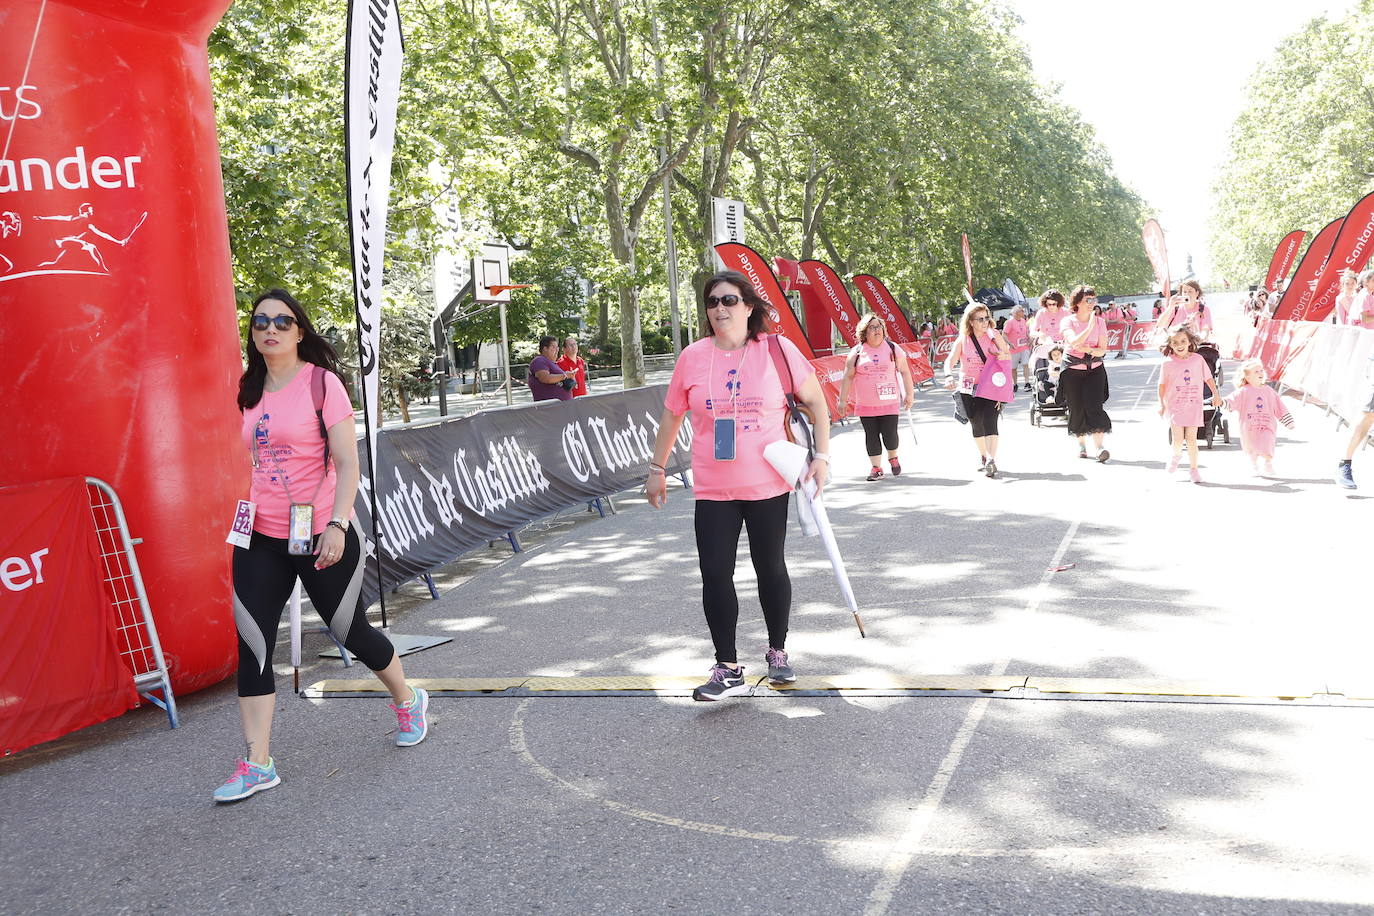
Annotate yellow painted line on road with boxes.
[304,675,1370,703]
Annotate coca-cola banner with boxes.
[714,243,816,358]
[352,386,689,608]
[1,478,139,755]
[1142,219,1170,299]
[1272,217,1343,321]
[1105,321,1155,351]
[1303,192,1374,323]
[1265,230,1306,293]
[851,274,918,343]
[932,334,956,364]
[799,259,861,347]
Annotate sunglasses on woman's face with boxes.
[705,294,743,308]
[972,315,990,322]
[251,314,299,332]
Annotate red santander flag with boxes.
[799,260,861,347]
[851,275,918,343]
[1272,217,1343,321]
[714,243,816,358]
[961,233,974,298]
[1301,192,1374,322]
[1142,219,1170,299]
[1264,230,1305,293]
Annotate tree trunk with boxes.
[397,384,411,424]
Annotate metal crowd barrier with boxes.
[85,477,178,729]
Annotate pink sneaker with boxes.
[1262,459,1275,477]
[1189,468,1202,484]
[1166,455,1180,474]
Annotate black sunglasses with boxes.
[251,314,300,332]
[705,294,743,308]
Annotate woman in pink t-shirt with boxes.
[836,315,915,480]
[1154,280,1213,341]
[645,271,831,702]
[1353,270,1374,329]
[1059,285,1112,462]
[1334,270,1359,326]
[1003,306,1032,392]
[1157,327,1221,483]
[944,301,1011,478]
[1030,288,1066,358]
[216,289,429,803]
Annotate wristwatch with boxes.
[328,517,349,533]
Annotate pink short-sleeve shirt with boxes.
[665,333,816,501]
[241,365,356,538]
[850,342,903,417]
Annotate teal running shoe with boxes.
[391,686,429,747]
[213,757,279,803]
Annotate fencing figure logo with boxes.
[0,202,147,282]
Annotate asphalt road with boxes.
[4,302,1373,915]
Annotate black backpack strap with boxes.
[969,332,989,364]
[311,365,331,472]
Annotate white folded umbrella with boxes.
[763,440,866,637]
[290,581,302,693]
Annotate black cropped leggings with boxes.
[860,414,900,456]
[694,493,791,665]
[232,527,395,697]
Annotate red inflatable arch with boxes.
[0,0,241,692]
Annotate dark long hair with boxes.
[237,288,343,410]
[703,270,769,341]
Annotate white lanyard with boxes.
[707,340,748,419]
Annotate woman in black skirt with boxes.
[1058,285,1112,461]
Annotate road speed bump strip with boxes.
[303,675,1373,705]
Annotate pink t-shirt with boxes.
[849,342,904,417]
[1335,292,1356,326]
[664,333,816,502]
[1164,303,1213,336]
[956,332,997,390]
[1004,318,1030,353]
[241,365,356,538]
[1227,383,1292,457]
[1160,352,1211,428]
[1033,308,1065,342]
[1060,314,1107,366]
[1355,291,1374,329]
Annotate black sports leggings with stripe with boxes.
[694,493,791,665]
[232,527,395,697]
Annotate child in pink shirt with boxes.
[1225,358,1294,476]
[1158,327,1221,483]
[1003,307,1032,391]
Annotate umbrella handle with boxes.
[852,611,866,638]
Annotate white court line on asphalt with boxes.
[862,518,1081,916]
[1131,360,1162,413]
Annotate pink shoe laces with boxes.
[390,693,420,729]
[223,759,254,785]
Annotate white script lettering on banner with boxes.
[1,547,49,591]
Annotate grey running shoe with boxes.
[1337,461,1356,489]
[692,664,748,702]
[765,648,796,684]
[984,458,998,479]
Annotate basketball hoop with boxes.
[489,284,534,294]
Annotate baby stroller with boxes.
[1029,351,1068,426]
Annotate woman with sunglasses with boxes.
[645,271,831,701]
[1060,285,1112,461]
[215,289,429,803]
[944,302,1011,478]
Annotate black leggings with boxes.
[232,527,395,697]
[694,493,791,664]
[960,394,1001,438]
[860,414,900,456]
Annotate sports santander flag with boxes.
[961,233,974,298]
[851,275,918,343]
[714,243,816,358]
[1,478,138,754]
[1264,230,1306,293]
[799,260,861,346]
[1301,192,1374,322]
[1142,219,1170,299]
[1272,217,1343,321]
[346,0,404,467]
[775,257,832,354]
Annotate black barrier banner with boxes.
[354,385,690,608]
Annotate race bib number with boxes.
[226,499,255,549]
[877,382,899,401]
[958,375,976,395]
